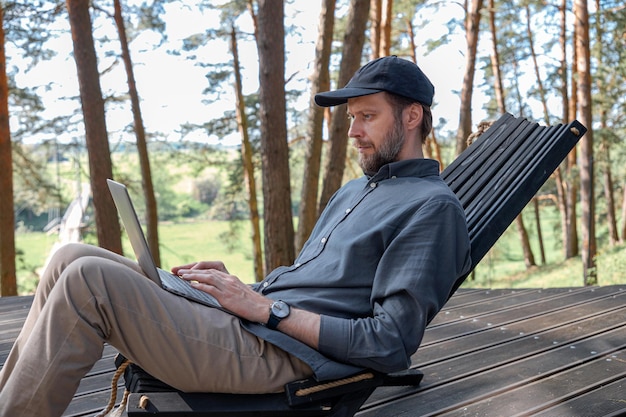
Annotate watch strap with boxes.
[266,313,281,330]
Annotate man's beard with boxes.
[358,122,405,176]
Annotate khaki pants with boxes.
[0,243,312,417]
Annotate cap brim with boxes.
[314,88,383,107]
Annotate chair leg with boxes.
[325,386,378,417]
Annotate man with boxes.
[0,56,471,416]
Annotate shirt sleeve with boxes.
[317,197,471,373]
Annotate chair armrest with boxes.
[284,368,422,407]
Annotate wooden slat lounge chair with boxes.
[114,113,587,417]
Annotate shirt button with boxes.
[345,208,352,214]
[321,237,327,244]
[295,263,301,268]
[263,282,269,288]
[370,182,377,188]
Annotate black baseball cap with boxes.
[315,55,434,107]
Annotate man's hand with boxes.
[172,262,321,350]
[174,264,269,323]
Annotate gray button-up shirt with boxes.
[243,158,471,381]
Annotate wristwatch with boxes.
[267,300,290,330]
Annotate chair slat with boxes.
[442,115,586,297]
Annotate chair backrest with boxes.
[441,113,587,298]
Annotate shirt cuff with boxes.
[318,314,350,362]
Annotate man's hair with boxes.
[384,93,433,140]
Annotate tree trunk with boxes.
[555,0,574,260]
[455,0,483,156]
[574,0,596,285]
[533,198,546,265]
[593,0,618,248]
[524,3,550,264]
[488,0,504,114]
[66,0,122,254]
[566,7,579,259]
[620,182,626,243]
[296,0,335,253]
[247,0,258,38]
[255,0,294,273]
[600,139,618,246]
[406,17,417,64]
[603,166,618,246]
[379,0,392,56]
[231,25,264,282]
[565,149,579,258]
[516,215,536,268]
[369,0,381,59]
[318,0,370,214]
[511,54,524,115]
[0,4,17,296]
[525,4,550,125]
[490,0,535,268]
[113,0,160,265]
[554,167,569,258]
[559,0,569,124]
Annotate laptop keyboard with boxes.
[158,269,222,308]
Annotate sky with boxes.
[10,1,491,147]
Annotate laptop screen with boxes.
[107,179,162,286]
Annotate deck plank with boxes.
[358,286,626,416]
[530,374,626,417]
[1,285,625,417]
[439,349,626,417]
[411,289,626,371]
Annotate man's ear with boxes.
[405,103,423,130]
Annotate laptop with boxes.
[107,179,222,309]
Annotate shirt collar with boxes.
[367,159,441,182]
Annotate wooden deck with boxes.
[2,285,625,416]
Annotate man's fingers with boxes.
[172,261,223,275]
[181,270,220,285]
[192,261,228,272]
[171,262,197,274]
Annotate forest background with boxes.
[1,0,626,296]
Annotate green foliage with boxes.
[3,0,61,67]
[12,141,67,219]
[135,1,168,35]
[467,241,626,289]
[14,231,57,294]
[467,198,626,289]
[193,177,221,205]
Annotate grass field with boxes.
[15,220,258,295]
[13,217,626,296]
[467,206,626,289]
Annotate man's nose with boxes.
[348,119,361,138]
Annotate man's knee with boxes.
[45,243,92,278]
[59,256,145,305]
[60,255,114,288]
[38,243,94,294]
[53,243,99,266]
[50,257,119,326]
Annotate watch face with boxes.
[271,300,290,319]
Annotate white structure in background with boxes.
[41,184,91,273]
[57,185,91,243]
